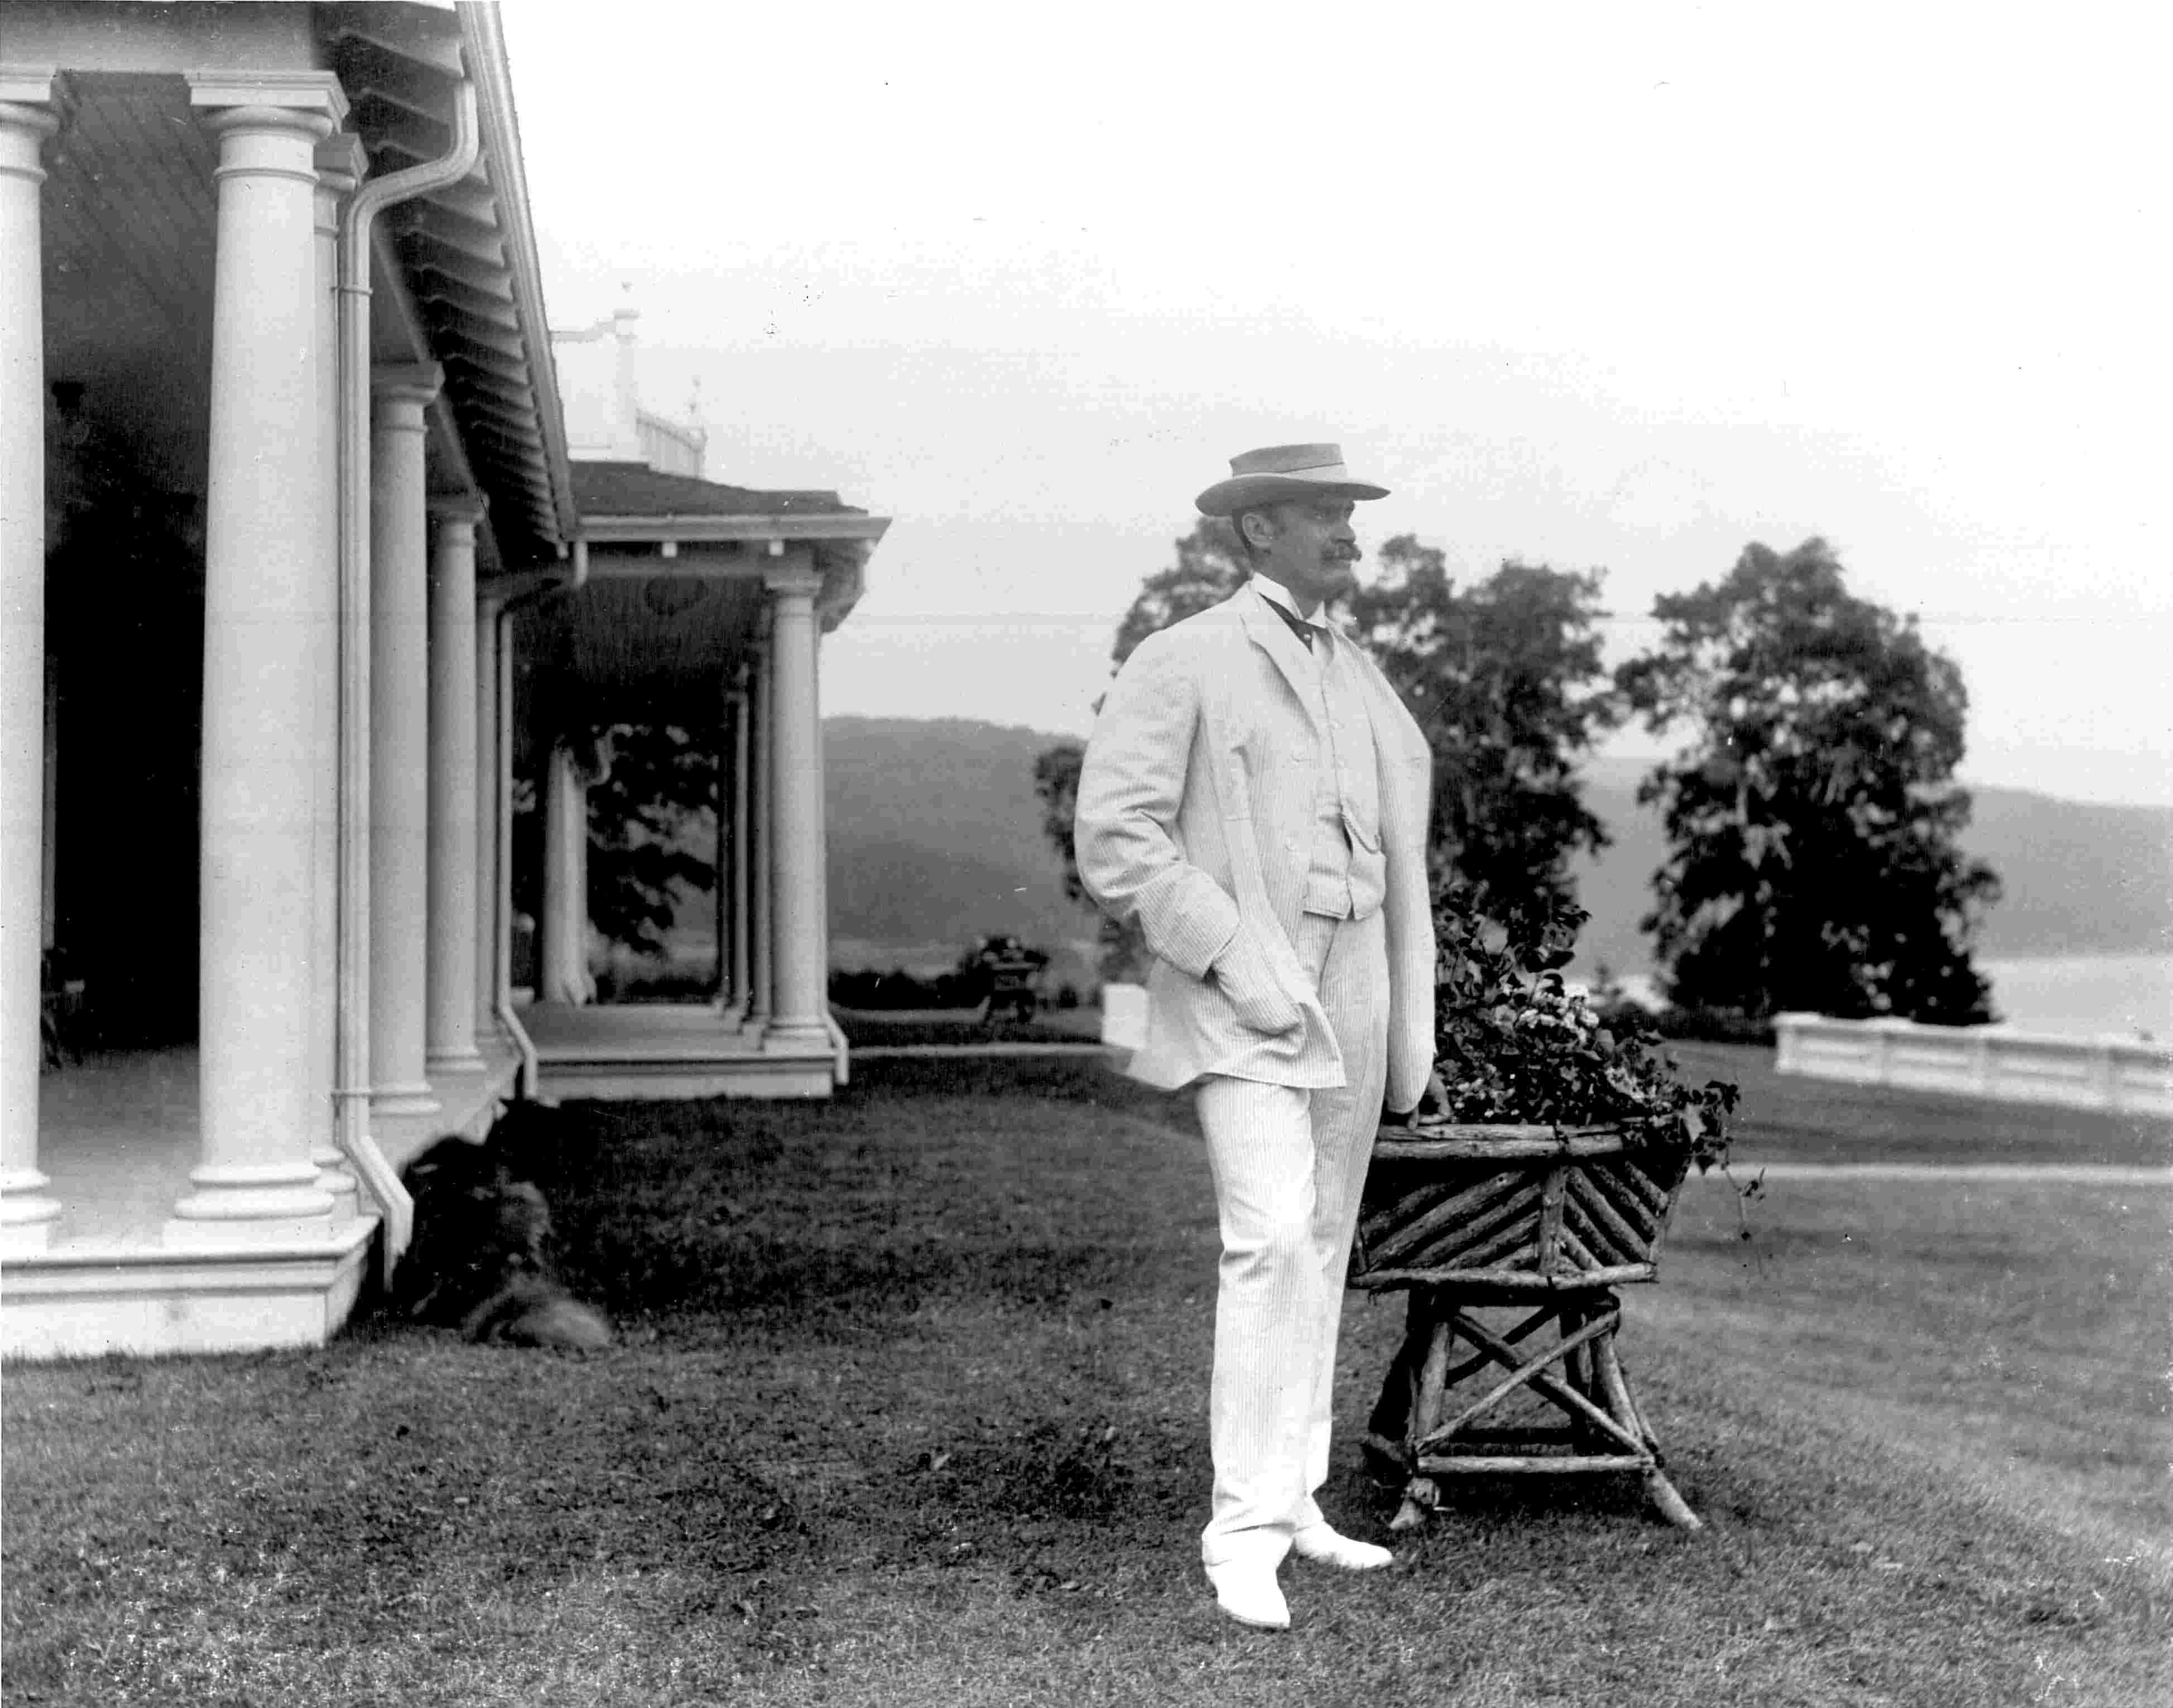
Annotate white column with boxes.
[729,667,752,1020]
[309,133,363,1218]
[711,684,730,1009]
[171,78,345,1242]
[743,643,773,1036]
[475,590,502,1047]
[425,495,485,1072]
[539,739,595,1005]
[574,769,592,993]
[813,629,832,1011]
[764,562,829,1052]
[494,612,516,1012]
[40,652,57,952]
[367,363,443,1115]
[0,71,64,1252]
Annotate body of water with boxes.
[1590,953,2171,1041]
[1979,954,2172,1041]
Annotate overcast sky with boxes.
[501,1,2168,807]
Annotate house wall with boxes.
[551,327,633,460]
[550,311,708,477]
[6,3,868,1360]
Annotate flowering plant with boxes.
[1426,881,1739,1175]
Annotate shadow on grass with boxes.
[314,1060,1219,1604]
[419,1059,1198,1335]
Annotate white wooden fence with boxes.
[1775,1013,2171,1117]
[1108,988,2172,1118]
[1099,982,1148,1052]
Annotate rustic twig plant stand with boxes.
[1350,1120,1703,1532]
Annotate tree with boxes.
[1108,517,1250,671]
[1032,740,1087,910]
[517,720,717,958]
[1344,536,1620,926]
[1037,521,1622,960]
[1032,739,1148,982]
[1615,538,1999,1023]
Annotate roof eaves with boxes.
[576,513,892,544]
[455,1,575,547]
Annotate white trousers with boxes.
[1196,908,1389,1570]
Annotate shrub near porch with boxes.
[3,1055,2167,1706]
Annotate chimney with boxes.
[610,302,641,461]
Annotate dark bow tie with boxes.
[1258,589,1321,651]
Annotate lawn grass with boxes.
[1661,1171,2171,1570]
[5,1056,2168,1706]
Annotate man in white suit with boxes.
[1075,443,1440,1630]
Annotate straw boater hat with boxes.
[1195,442,1390,517]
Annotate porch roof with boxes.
[572,461,866,525]
[566,459,890,636]
[512,460,889,732]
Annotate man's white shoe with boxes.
[1290,1523,1394,1571]
[1205,1560,1291,1630]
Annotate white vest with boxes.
[1250,580,1386,921]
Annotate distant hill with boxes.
[1957,784,2173,958]
[824,717,1100,978]
[819,718,2173,980]
[1567,756,2173,973]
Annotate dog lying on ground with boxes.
[396,1105,612,1351]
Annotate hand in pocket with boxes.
[1209,932,1304,1037]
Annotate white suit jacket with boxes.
[1075,589,1437,1111]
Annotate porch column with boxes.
[475,590,502,1045]
[171,76,345,1242]
[743,642,772,1036]
[310,133,364,1216]
[814,631,833,1016]
[725,682,743,1004]
[368,363,443,1114]
[732,667,754,1019]
[727,667,752,1017]
[539,738,596,1005]
[494,612,516,1012]
[41,655,57,952]
[764,562,829,1052]
[425,495,485,1073]
[0,71,64,1252]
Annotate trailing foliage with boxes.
[1430,881,1738,1173]
[1617,539,1999,1023]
